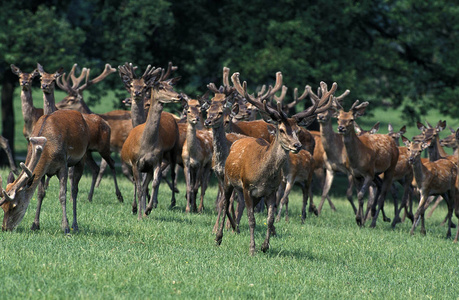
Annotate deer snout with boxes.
[408,157,415,165]
[204,119,211,127]
[292,142,302,153]
[41,84,48,89]
[337,125,346,133]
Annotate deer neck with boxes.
[139,100,163,148]
[436,137,449,158]
[341,128,366,166]
[78,97,93,114]
[320,120,341,153]
[262,135,290,179]
[186,121,199,154]
[130,98,146,127]
[20,88,35,134]
[42,91,57,115]
[211,122,229,178]
[411,155,428,186]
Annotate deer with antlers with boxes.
[214,71,330,255]
[55,64,134,186]
[181,94,213,213]
[312,83,357,215]
[54,63,124,202]
[119,63,182,218]
[334,99,399,227]
[0,110,90,233]
[401,136,457,238]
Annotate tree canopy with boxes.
[1,0,459,164]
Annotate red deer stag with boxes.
[215,71,329,255]
[120,63,181,218]
[10,65,42,139]
[55,64,134,185]
[312,83,357,215]
[0,110,89,233]
[181,94,213,213]
[334,100,399,227]
[401,136,457,238]
[55,64,124,202]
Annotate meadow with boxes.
[1,89,459,299]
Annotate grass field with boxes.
[1,168,459,299]
[2,88,459,298]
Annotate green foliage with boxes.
[1,168,459,299]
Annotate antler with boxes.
[160,62,178,81]
[207,67,235,96]
[77,64,117,91]
[231,72,284,121]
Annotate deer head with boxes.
[119,62,163,102]
[11,65,39,91]
[314,82,350,124]
[402,136,432,165]
[231,71,304,153]
[440,126,458,149]
[334,100,369,135]
[150,62,182,104]
[205,67,238,128]
[37,63,64,94]
[387,123,406,144]
[182,92,209,126]
[1,137,47,231]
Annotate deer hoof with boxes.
[117,194,124,203]
[31,223,40,231]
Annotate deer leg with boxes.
[318,168,334,214]
[71,160,85,232]
[131,167,141,215]
[427,196,443,218]
[31,177,46,231]
[168,158,178,208]
[198,166,211,213]
[411,193,428,235]
[95,158,108,188]
[346,173,356,214]
[370,171,394,228]
[213,181,224,233]
[121,161,134,183]
[105,156,124,202]
[390,182,402,228]
[454,196,459,243]
[356,177,372,227]
[85,153,99,202]
[302,182,314,224]
[244,191,257,256]
[216,184,234,246]
[234,190,245,232]
[57,166,70,234]
[145,165,161,215]
[183,164,192,213]
[276,179,293,222]
[261,194,276,253]
[443,192,454,239]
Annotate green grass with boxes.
[1,167,459,299]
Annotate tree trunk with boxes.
[1,70,15,167]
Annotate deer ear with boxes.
[437,120,446,132]
[401,136,410,147]
[267,124,276,136]
[399,125,406,135]
[417,121,426,131]
[10,64,21,75]
[370,122,380,134]
[54,67,64,79]
[230,103,239,117]
[422,139,432,149]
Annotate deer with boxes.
[334,99,399,227]
[54,63,124,202]
[401,136,457,238]
[119,63,182,218]
[181,94,213,213]
[37,63,64,115]
[312,83,357,215]
[382,124,415,227]
[10,65,43,139]
[0,136,18,175]
[55,65,135,186]
[206,67,247,233]
[215,71,331,255]
[440,126,458,157]
[0,110,90,233]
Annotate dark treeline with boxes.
[1,0,459,166]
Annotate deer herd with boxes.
[1,62,459,255]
